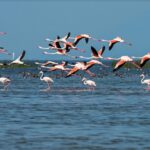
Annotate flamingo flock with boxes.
[0,31,150,91]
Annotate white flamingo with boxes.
[140,74,150,89]
[82,77,96,90]
[9,50,26,65]
[39,71,54,91]
[0,77,11,90]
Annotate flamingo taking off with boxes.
[39,71,54,91]
[140,74,150,90]
[99,36,132,50]
[82,77,96,90]
[106,56,141,72]
[9,50,26,65]
[0,77,11,90]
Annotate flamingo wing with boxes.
[18,50,26,61]
[113,60,126,72]
[74,35,85,46]
[98,46,105,57]
[66,66,79,77]
[64,32,71,40]
[140,56,150,67]
[91,46,98,57]
[109,40,118,50]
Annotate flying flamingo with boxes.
[70,34,99,46]
[39,71,54,91]
[41,61,70,72]
[99,36,132,50]
[140,74,150,90]
[66,60,107,77]
[82,77,96,90]
[132,52,150,68]
[106,56,141,72]
[79,46,105,59]
[45,33,85,53]
[66,62,89,77]
[42,48,78,59]
[35,61,58,66]
[0,77,11,90]
[9,50,27,65]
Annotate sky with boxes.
[0,0,150,60]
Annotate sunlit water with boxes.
[0,61,150,150]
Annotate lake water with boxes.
[0,61,150,150]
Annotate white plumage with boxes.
[82,77,96,90]
[39,71,54,90]
[140,74,150,87]
[0,77,11,90]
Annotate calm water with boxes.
[0,61,150,150]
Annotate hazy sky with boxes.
[0,0,150,60]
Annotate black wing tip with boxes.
[109,47,112,51]
[91,46,96,50]
[113,68,117,72]
[102,46,105,50]
[65,75,70,78]
[85,38,89,44]
[140,63,144,68]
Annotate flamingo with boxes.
[106,56,141,72]
[99,36,132,50]
[82,77,96,90]
[0,77,11,90]
[45,33,85,52]
[66,60,106,77]
[35,61,58,66]
[42,48,77,59]
[132,52,150,68]
[71,34,99,46]
[41,61,70,72]
[79,46,105,59]
[66,62,88,77]
[9,50,26,65]
[140,74,150,89]
[39,71,54,91]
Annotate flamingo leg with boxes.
[4,82,9,91]
[85,70,96,77]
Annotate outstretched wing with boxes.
[98,46,105,57]
[109,41,118,50]
[113,60,126,72]
[140,56,150,68]
[66,66,79,77]
[91,46,98,57]
[18,50,26,61]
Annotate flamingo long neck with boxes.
[38,46,50,50]
[141,75,145,84]
[99,39,109,42]
[40,72,44,80]
[106,57,120,60]
[44,52,57,55]
[132,56,142,59]
[79,56,92,59]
